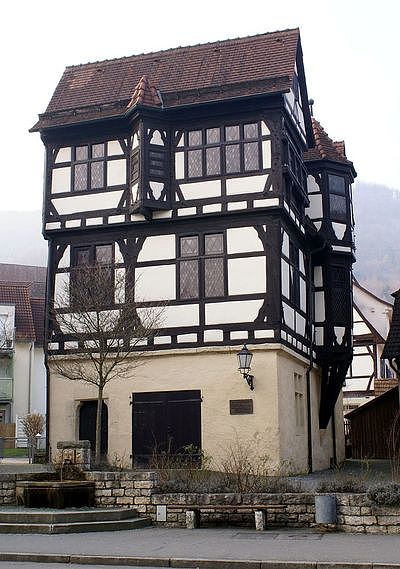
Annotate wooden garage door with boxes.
[132,390,201,466]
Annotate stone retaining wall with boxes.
[1,471,400,534]
[0,474,15,505]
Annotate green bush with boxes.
[367,483,400,506]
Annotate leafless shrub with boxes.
[21,413,45,440]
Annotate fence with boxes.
[0,436,46,463]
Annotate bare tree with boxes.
[0,313,13,350]
[51,263,164,465]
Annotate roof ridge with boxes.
[64,28,300,70]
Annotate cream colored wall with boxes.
[12,342,46,423]
[48,345,345,472]
[276,351,308,473]
[49,346,282,468]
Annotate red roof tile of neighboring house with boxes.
[0,264,46,300]
[30,298,45,346]
[31,29,300,131]
[0,282,36,341]
[303,118,352,164]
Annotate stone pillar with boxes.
[254,509,266,531]
[55,441,91,470]
[186,510,200,529]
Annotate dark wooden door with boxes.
[132,390,201,466]
[79,401,108,455]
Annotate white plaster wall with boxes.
[175,152,184,179]
[314,291,325,322]
[226,174,268,195]
[30,346,46,416]
[107,159,126,186]
[53,190,124,215]
[205,299,263,325]
[154,304,199,328]
[137,235,175,262]
[55,147,71,163]
[11,343,31,422]
[180,180,221,200]
[262,140,271,169]
[227,227,264,254]
[135,265,176,301]
[307,175,320,193]
[281,259,290,298]
[228,257,266,295]
[307,193,323,219]
[51,167,71,194]
[107,140,124,156]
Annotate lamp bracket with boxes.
[243,373,254,391]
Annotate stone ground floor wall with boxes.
[1,471,400,534]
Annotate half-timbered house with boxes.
[31,29,356,472]
[344,279,393,413]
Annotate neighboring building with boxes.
[343,279,394,413]
[346,387,399,459]
[31,29,356,472]
[0,272,46,439]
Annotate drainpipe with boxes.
[306,240,327,473]
[27,341,34,414]
[331,405,337,467]
[44,241,53,461]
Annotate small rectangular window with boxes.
[225,144,240,173]
[188,130,202,146]
[225,125,240,141]
[188,149,203,178]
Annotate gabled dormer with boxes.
[127,76,171,216]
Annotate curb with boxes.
[0,553,399,569]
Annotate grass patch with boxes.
[2,447,28,458]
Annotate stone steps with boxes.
[0,508,152,533]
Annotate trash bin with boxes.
[315,494,337,523]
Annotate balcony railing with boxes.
[0,379,12,400]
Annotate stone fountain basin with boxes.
[16,481,95,509]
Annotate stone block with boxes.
[349,494,370,506]
[116,497,133,505]
[343,515,376,526]
[338,506,361,516]
[386,525,400,534]
[135,496,151,505]
[286,505,306,514]
[112,489,125,497]
[377,515,400,525]
[134,481,155,489]
[99,497,115,505]
[335,494,350,506]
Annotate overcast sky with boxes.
[1,0,399,212]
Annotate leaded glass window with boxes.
[90,162,104,189]
[188,150,203,178]
[206,128,220,144]
[178,234,225,299]
[244,123,258,139]
[206,147,220,175]
[70,143,111,192]
[71,244,114,307]
[205,257,224,297]
[74,164,87,192]
[244,142,259,171]
[180,121,267,180]
[225,144,240,173]
[329,174,347,222]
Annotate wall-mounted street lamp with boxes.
[237,344,254,390]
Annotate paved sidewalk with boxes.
[0,527,399,568]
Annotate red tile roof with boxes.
[31,29,300,131]
[0,282,36,341]
[127,75,162,109]
[30,297,45,346]
[303,118,352,164]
